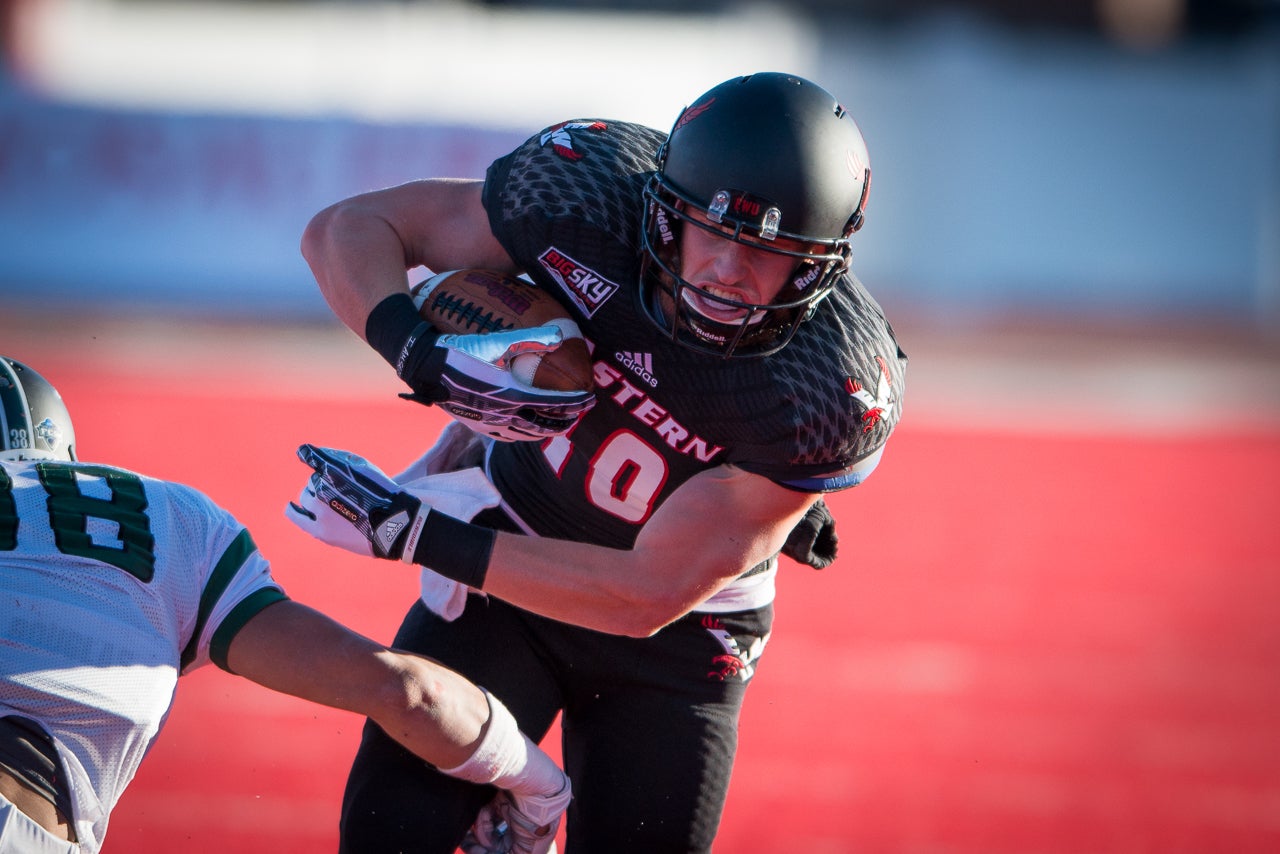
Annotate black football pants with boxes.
[338,594,772,854]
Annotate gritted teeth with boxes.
[681,288,769,327]
[700,285,748,303]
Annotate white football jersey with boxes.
[0,458,287,853]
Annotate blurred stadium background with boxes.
[2,0,1279,851]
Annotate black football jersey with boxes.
[481,119,907,550]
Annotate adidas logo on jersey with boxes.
[616,351,657,388]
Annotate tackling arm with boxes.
[224,599,491,769]
[225,600,572,851]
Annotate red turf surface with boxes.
[13,339,1280,853]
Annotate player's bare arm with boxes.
[301,179,515,340]
[484,466,817,636]
[303,180,593,443]
[1,356,574,853]
[226,599,573,850]
[224,599,488,770]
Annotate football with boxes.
[410,269,594,392]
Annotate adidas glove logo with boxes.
[377,511,410,551]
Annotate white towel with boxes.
[397,465,500,621]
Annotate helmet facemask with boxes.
[639,173,850,359]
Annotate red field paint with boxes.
[9,320,1277,853]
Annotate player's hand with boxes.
[781,498,839,569]
[458,801,519,854]
[461,783,571,854]
[286,445,425,562]
[403,328,595,443]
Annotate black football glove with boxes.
[367,293,594,443]
[781,499,839,570]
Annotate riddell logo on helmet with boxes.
[791,264,822,291]
[653,206,675,246]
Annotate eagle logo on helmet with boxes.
[674,97,714,131]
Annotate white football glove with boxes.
[285,445,499,563]
[408,327,595,443]
[286,446,422,560]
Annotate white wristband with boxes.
[440,689,566,798]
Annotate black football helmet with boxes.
[0,357,77,461]
[639,72,872,358]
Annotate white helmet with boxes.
[0,357,77,461]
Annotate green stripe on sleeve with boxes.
[210,587,289,673]
[180,528,258,670]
